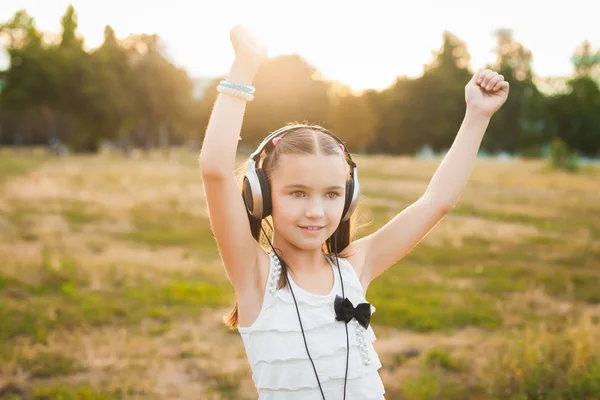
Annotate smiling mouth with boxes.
[299,226,324,231]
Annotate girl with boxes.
[199,26,509,400]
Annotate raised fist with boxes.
[465,69,509,118]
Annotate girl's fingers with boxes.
[473,69,508,92]
[477,69,491,82]
[485,75,503,91]
[478,69,494,88]
[492,79,507,92]
[474,68,484,83]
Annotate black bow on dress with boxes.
[334,295,371,329]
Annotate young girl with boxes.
[199,26,509,400]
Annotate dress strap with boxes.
[267,252,282,294]
[333,256,368,295]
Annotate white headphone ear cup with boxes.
[256,169,272,218]
[243,169,264,219]
[242,175,255,216]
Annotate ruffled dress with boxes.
[238,252,386,399]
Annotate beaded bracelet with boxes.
[219,80,256,94]
[216,85,254,101]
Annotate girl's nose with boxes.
[305,198,325,218]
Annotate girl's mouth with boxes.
[299,225,324,233]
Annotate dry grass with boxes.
[1,149,599,399]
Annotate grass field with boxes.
[1,148,599,399]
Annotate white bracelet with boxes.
[217,85,254,101]
[219,80,255,94]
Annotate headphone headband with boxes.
[249,126,293,160]
[249,125,356,168]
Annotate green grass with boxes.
[368,267,500,331]
[481,322,600,400]
[425,348,464,372]
[120,203,217,253]
[61,200,104,227]
[6,204,39,241]
[0,151,49,183]
[0,250,232,342]
[393,364,473,400]
[439,264,600,304]
[403,238,526,266]
[0,386,122,400]
[364,186,596,236]
[453,205,567,232]
[0,278,232,343]
[0,281,232,343]
[6,199,106,241]
[11,351,82,379]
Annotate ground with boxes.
[1,148,599,399]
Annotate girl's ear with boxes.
[272,137,281,146]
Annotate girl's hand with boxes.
[230,25,267,71]
[465,69,510,118]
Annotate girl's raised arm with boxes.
[346,69,509,286]
[198,26,266,292]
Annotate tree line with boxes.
[1,6,599,157]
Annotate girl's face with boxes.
[270,153,348,251]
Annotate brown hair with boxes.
[223,124,358,329]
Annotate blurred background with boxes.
[0,1,599,399]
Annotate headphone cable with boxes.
[260,225,350,400]
[261,225,327,400]
[334,234,349,400]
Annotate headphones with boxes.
[242,125,360,221]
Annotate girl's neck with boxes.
[270,238,329,274]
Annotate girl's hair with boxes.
[224,124,358,329]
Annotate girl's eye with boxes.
[291,191,340,199]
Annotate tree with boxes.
[0,10,57,146]
[123,33,196,150]
[370,31,472,155]
[0,7,199,151]
[327,83,377,152]
[572,40,600,78]
[59,5,84,49]
[492,28,533,82]
[547,76,600,157]
[0,10,43,50]
[420,31,472,151]
[483,28,547,154]
[91,26,137,146]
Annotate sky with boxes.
[0,0,598,92]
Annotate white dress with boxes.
[238,252,386,399]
